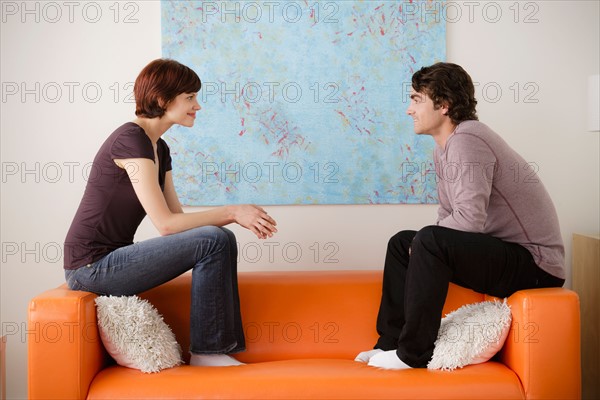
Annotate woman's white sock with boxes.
[189,354,244,367]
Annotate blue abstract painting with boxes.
[161,0,445,205]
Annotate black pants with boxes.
[375,225,564,368]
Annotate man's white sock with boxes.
[355,349,384,363]
[367,350,411,370]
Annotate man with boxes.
[356,62,565,369]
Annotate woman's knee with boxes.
[219,226,237,245]
[189,226,232,250]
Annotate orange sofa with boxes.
[28,270,581,399]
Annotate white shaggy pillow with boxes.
[95,295,183,373]
[428,300,512,371]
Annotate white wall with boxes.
[1,1,598,398]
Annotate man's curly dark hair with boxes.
[411,63,478,124]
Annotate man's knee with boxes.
[412,225,447,251]
[388,230,416,251]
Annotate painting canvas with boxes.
[161,0,446,205]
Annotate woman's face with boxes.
[163,92,201,127]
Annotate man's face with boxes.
[406,88,448,136]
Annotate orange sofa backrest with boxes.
[139,270,485,364]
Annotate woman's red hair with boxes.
[134,59,201,118]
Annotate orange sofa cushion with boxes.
[88,361,524,400]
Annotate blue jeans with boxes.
[65,226,245,355]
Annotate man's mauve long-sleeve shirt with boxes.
[434,120,565,279]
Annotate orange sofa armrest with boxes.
[28,285,108,400]
[489,288,581,400]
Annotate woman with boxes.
[63,59,277,367]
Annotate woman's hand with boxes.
[231,205,278,239]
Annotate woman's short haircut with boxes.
[411,63,478,124]
[134,59,201,118]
